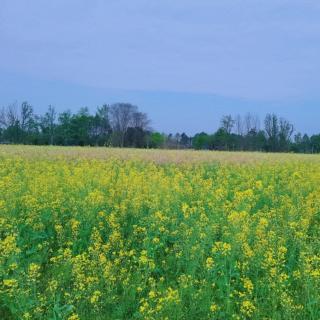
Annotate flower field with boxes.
[0,146,320,319]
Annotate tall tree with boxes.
[70,107,93,146]
[6,103,19,128]
[57,110,72,145]
[150,132,165,148]
[110,103,137,147]
[91,104,112,146]
[180,133,191,148]
[96,104,111,135]
[41,105,56,145]
[220,115,235,134]
[235,114,244,136]
[279,118,294,151]
[264,113,279,152]
[132,111,150,130]
[244,113,260,135]
[310,134,320,153]
[20,102,34,133]
[3,103,22,143]
[126,111,151,147]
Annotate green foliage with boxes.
[192,132,211,150]
[150,132,165,148]
[0,103,320,153]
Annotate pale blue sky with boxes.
[0,0,319,134]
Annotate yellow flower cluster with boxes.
[0,145,320,319]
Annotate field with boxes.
[0,146,320,320]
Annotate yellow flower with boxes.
[149,290,157,299]
[243,278,254,295]
[47,280,58,292]
[212,242,232,256]
[23,312,31,320]
[70,218,80,235]
[152,237,160,244]
[9,263,18,271]
[55,224,63,234]
[255,180,263,189]
[0,234,21,257]
[28,263,41,279]
[90,290,102,304]
[139,250,149,264]
[241,300,256,317]
[210,303,218,313]
[206,257,214,269]
[3,279,18,288]
[68,314,80,320]
[139,301,149,314]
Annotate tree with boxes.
[56,110,72,145]
[220,115,235,134]
[2,103,22,143]
[244,113,260,135]
[70,107,93,146]
[279,118,294,151]
[192,132,212,150]
[264,113,279,152]
[125,127,148,148]
[109,103,137,147]
[0,106,9,142]
[90,104,112,146]
[310,134,320,153]
[302,134,311,153]
[128,111,151,147]
[293,133,310,153]
[6,103,19,128]
[150,132,165,148]
[235,114,244,136]
[1,101,319,154]
[212,128,233,150]
[244,113,253,135]
[97,105,111,134]
[180,133,191,148]
[245,129,267,151]
[20,102,40,144]
[20,102,34,132]
[132,111,150,131]
[0,107,6,130]
[40,105,56,145]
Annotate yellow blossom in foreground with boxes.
[206,257,214,269]
[68,314,80,320]
[210,303,218,313]
[0,146,320,319]
[241,300,256,317]
[90,290,102,304]
[3,279,18,288]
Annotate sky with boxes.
[0,0,320,135]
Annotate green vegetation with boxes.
[1,102,320,153]
[0,147,320,319]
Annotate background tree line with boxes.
[1,102,320,153]
[0,102,153,148]
[191,113,320,153]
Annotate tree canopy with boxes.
[0,102,319,153]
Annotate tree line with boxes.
[0,102,319,153]
[192,113,320,153]
[0,102,153,148]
